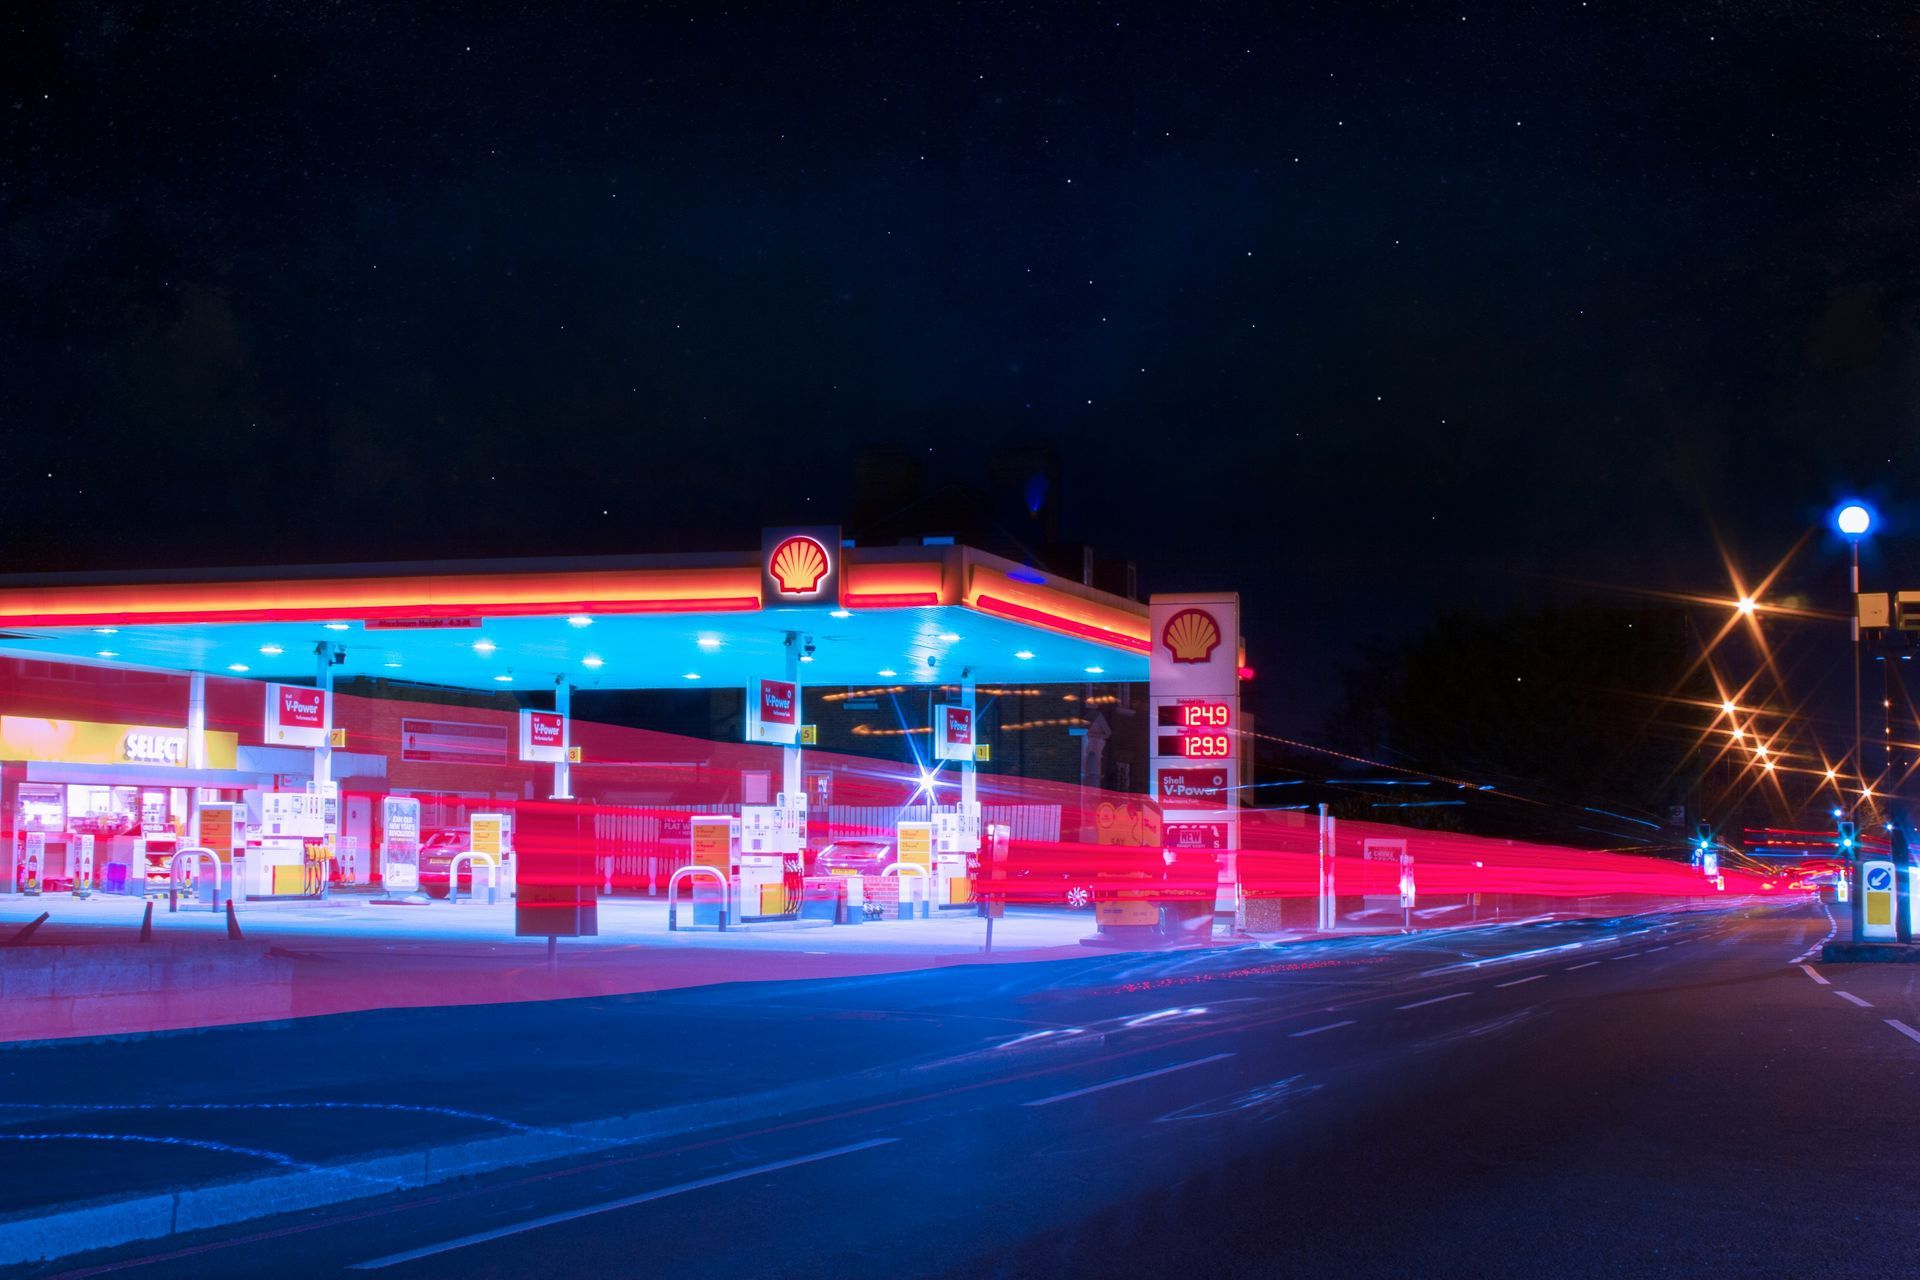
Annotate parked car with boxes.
[975,844,1097,910]
[1008,865,1096,909]
[416,830,472,899]
[809,839,895,878]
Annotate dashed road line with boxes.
[348,1138,899,1269]
[1566,961,1600,971]
[1641,945,1668,953]
[1887,1020,1920,1046]
[1836,991,1873,1009]
[1799,964,1830,986]
[1611,952,1641,961]
[1023,1053,1237,1107]
[1290,1020,1356,1038]
[1495,974,1546,989]
[1397,991,1472,1011]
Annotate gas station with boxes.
[0,528,1248,942]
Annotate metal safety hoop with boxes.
[168,847,225,914]
[445,851,501,905]
[667,865,729,932]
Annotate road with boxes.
[21,899,1920,1279]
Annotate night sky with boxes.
[4,3,1916,731]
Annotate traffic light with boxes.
[1838,820,1858,854]
[1692,823,1712,868]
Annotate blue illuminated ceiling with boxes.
[0,603,1146,692]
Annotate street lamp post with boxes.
[1837,503,1873,804]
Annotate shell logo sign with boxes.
[768,535,831,595]
[761,526,841,606]
[1162,607,1222,664]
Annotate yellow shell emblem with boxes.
[1162,608,1221,663]
[769,535,831,595]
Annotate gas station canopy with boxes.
[0,537,1151,691]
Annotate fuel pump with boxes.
[739,796,804,919]
[931,802,981,910]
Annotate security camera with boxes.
[329,645,347,666]
[803,637,817,660]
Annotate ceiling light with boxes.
[93,627,118,635]
[383,661,402,669]
[696,636,722,650]
[878,668,897,678]
[324,623,350,632]
[473,639,496,654]
[798,652,815,663]
[1085,665,1104,674]
[581,655,604,669]
[493,673,514,683]
[1014,650,1035,660]
[830,609,852,619]
[95,650,117,658]
[566,615,593,628]
[259,644,283,656]
[227,663,250,673]
[937,632,961,643]
[683,672,702,680]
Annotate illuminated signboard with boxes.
[1155,702,1232,728]
[1157,733,1233,759]
[1154,701,1234,759]
[519,709,569,763]
[1159,767,1229,809]
[1148,591,1241,869]
[1164,822,1227,850]
[761,525,842,606]
[747,677,800,745]
[266,683,330,748]
[1161,608,1224,664]
[934,705,974,761]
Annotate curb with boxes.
[0,1032,1109,1268]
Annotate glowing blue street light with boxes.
[1835,502,1873,538]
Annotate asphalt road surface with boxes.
[24,900,1918,1280]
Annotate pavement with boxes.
[5,900,1875,1276]
[0,895,1111,1041]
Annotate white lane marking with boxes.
[1799,964,1830,985]
[1611,952,1642,961]
[1641,945,1668,953]
[1397,991,1472,1011]
[1566,961,1601,971]
[1495,974,1546,988]
[349,1138,898,1269]
[1836,991,1873,1008]
[1290,1020,1356,1038]
[1887,1020,1920,1045]
[1022,1053,1237,1107]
